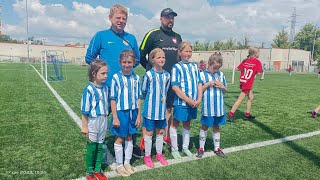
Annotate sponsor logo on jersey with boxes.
[172,38,177,44]
[162,47,178,51]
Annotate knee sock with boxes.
[182,128,190,150]
[86,142,97,172]
[169,127,178,151]
[94,143,103,172]
[114,143,123,167]
[213,132,221,151]
[124,140,133,165]
[144,135,152,156]
[156,134,164,154]
[199,129,207,150]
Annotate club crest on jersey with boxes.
[123,40,129,46]
[172,38,177,44]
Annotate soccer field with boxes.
[1,63,319,180]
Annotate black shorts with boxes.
[166,86,176,108]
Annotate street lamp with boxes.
[311,25,317,62]
[25,0,30,62]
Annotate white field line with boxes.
[30,64,320,179]
[29,63,117,168]
[72,130,320,180]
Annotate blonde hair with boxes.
[208,52,223,66]
[149,48,165,65]
[88,59,108,82]
[109,4,128,18]
[177,41,193,61]
[119,49,136,63]
[243,47,259,62]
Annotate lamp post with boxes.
[26,0,30,62]
[311,25,317,62]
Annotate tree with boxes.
[223,38,237,50]
[193,40,203,51]
[272,28,290,48]
[292,23,320,64]
[213,40,224,50]
[0,34,21,43]
[237,34,251,49]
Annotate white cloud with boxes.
[3,0,320,47]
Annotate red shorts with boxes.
[240,84,251,95]
[241,89,251,95]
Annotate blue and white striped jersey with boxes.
[110,71,142,110]
[81,83,109,118]
[200,70,227,117]
[171,61,202,106]
[142,69,170,120]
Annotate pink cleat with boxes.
[144,155,154,168]
[156,153,168,165]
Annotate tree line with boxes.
[1,23,319,65]
[192,23,319,66]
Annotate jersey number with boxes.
[241,68,253,79]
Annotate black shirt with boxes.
[139,27,182,73]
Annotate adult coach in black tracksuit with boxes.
[137,8,182,154]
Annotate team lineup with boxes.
[77,4,318,180]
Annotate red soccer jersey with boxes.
[237,57,262,90]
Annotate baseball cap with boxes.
[160,8,177,17]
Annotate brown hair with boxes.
[119,49,136,63]
[177,41,193,61]
[243,47,259,62]
[109,4,128,18]
[88,59,108,82]
[208,52,223,66]
[149,48,165,65]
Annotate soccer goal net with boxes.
[41,50,66,81]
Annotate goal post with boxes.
[41,50,66,82]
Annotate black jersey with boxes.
[139,27,182,73]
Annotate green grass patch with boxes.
[113,135,320,180]
[1,63,319,179]
[0,63,86,180]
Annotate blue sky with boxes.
[1,0,319,46]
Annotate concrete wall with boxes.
[193,48,311,72]
[0,42,87,64]
[0,42,311,72]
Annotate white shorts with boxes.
[88,116,108,143]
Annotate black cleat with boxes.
[133,146,144,158]
[310,111,317,118]
[214,148,227,158]
[243,115,255,121]
[227,113,235,123]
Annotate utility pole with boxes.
[287,7,297,70]
[0,4,2,35]
[289,7,296,42]
[311,25,317,61]
[26,0,30,61]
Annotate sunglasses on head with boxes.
[120,53,135,59]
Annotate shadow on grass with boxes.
[251,118,320,167]
[223,96,320,168]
